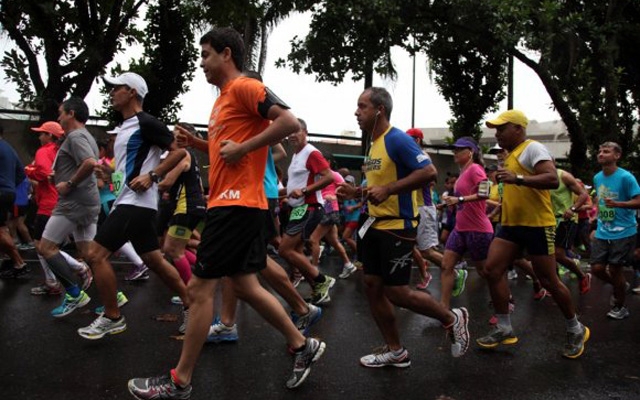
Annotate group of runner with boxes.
[1,26,640,400]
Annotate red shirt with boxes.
[25,142,58,216]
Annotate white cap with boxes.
[102,72,148,99]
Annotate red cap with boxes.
[406,128,423,140]
[31,121,64,138]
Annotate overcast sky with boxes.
[0,11,560,135]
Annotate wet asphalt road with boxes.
[2,251,640,400]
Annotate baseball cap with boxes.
[485,109,528,128]
[102,72,148,99]
[31,121,64,138]
[345,175,356,184]
[406,128,424,140]
[488,143,503,154]
[452,137,479,153]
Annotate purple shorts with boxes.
[445,229,493,261]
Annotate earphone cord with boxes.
[364,113,380,161]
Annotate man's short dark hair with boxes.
[365,87,393,120]
[200,28,245,71]
[61,97,89,123]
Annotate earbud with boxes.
[375,111,381,117]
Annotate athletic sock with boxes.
[566,315,581,334]
[67,285,81,298]
[60,250,84,272]
[496,314,512,331]
[37,254,58,282]
[119,242,144,267]
[45,252,80,288]
[172,255,192,284]
[184,249,197,266]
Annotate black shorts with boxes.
[32,214,50,241]
[94,205,160,254]
[284,205,324,240]
[0,192,16,227]
[496,225,555,256]
[320,211,341,226]
[13,204,28,218]
[358,227,416,286]
[193,206,267,279]
[555,220,577,250]
[591,236,635,266]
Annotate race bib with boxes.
[111,171,124,196]
[598,206,615,222]
[289,204,309,221]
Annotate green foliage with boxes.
[275,0,420,85]
[420,0,506,140]
[99,0,197,124]
[0,0,146,120]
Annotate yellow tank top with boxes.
[501,140,556,227]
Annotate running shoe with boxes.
[579,272,592,295]
[452,269,469,297]
[360,345,411,368]
[78,315,127,340]
[533,288,548,301]
[449,307,470,357]
[633,284,640,294]
[291,304,322,336]
[128,372,192,400]
[16,242,35,251]
[125,264,150,281]
[77,261,93,291]
[94,291,129,315]
[310,276,336,305]
[291,270,304,288]
[178,307,189,334]
[562,323,590,359]
[507,269,518,280]
[171,295,183,305]
[0,264,31,279]
[286,337,326,389]
[416,272,433,290]
[51,291,91,318]
[31,281,63,296]
[476,327,518,348]
[607,306,630,320]
[353,260,363,270]
[206,322,238,343]
[338,262,357,279]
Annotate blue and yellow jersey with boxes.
[364,126,431,230]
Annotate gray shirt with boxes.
[52,127,100,225]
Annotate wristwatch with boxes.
[149,171,161,183]
[515,174,524,185]
[570,206,577,212]
[301,187,308,195]
[458,196,465,203]
[66,180,75,188]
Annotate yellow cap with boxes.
[486,109,528,128]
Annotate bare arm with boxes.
[562,171,589,219]
[497,159,558,190]
[368,164,437,206]
[271,142,287,163]
[289,168,334,199]
[158,152,191,192]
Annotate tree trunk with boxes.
[512,49,589,178]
